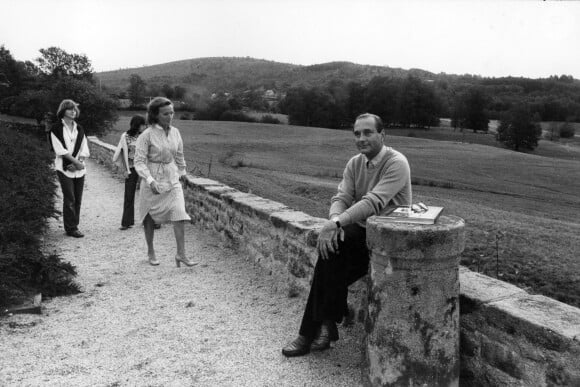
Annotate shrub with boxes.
[180,112,192,120]
[559,122,575,138]
[219,110,256,123]
[0,123,80,307]
[0,96,18,114]
[260,114,280,124]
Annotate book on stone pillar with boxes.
[377,203,444,225]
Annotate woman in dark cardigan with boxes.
[49,99,90,238]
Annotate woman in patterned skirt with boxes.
[133,97,197,267]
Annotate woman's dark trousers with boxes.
[57,171,85,233]
[121,167,139,228]
[298,223,369,339]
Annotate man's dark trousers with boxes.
[121,167,139,228]
[57,171,85,233]
[299,223,369,339]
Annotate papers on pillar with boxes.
[378,203,444,225]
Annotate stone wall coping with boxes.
[201,185,239,197]
[459,267,527,304]
[87,136,113,151]
[489,294,580,343]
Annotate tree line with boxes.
[278,77,442,129]
[1,45,575,151]
[0,46,116,135]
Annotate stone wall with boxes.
[459,268,580,386]
[89,137,580,386]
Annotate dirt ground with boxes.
[0,159,365,387]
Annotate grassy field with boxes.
[101,118,580,307]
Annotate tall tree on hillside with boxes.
[127,74,147,107]
[280,87,335,128]
[346,81,365,120]
[36,47,93,80]
[496,103,542,151]
[453,87,490,132]
[398,76,441,128]
[364,76,400,126]
[325,79,350,128]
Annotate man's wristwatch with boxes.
[331,217,341,229]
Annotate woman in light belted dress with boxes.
[133,97,198,267]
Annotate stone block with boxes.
[187,177,223,187]
[484,294,580,350]
[480,335,526,379]
[459,266,527,305]
[203,185,238,198]
[366,215,465,269]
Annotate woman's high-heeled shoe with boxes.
[175,254,199,268]
[148,255,160,266]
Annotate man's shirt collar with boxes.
[366,145,387,168]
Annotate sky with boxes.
[1,0,579,79]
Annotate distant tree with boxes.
[548,121,560,141]
[50,77,118,136]
[147,84,162,98]
[398,76,440,128]
[36,47,93,80]
[456,87,489,132]
[243,89,267,111]
[195,96,228,120]
[0,45,32,99]
[559,121,576,138]
[363,76,400,126]
[280,87,336,128]
[450,92,465,132]
[173,85,187,100]
[496,103,542,151]
[127,74,147,107]
[161,83,174,99]
[227,96,242,110]
[325,79,350,128]
[346,81,365,120]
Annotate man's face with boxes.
[353,116,383,159]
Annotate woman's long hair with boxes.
[127,115,146,137]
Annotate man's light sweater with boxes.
[330,145,412,227]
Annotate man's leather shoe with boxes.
[66,230,84,238]
[311,321,338,351]
[282,335,311,357]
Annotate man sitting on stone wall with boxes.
[282,113,412,357]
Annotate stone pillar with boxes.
[365,215,465,387]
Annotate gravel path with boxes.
[0,159,365,386]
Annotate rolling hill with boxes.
[95,57,436,94]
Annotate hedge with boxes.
[0,121,80,307]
